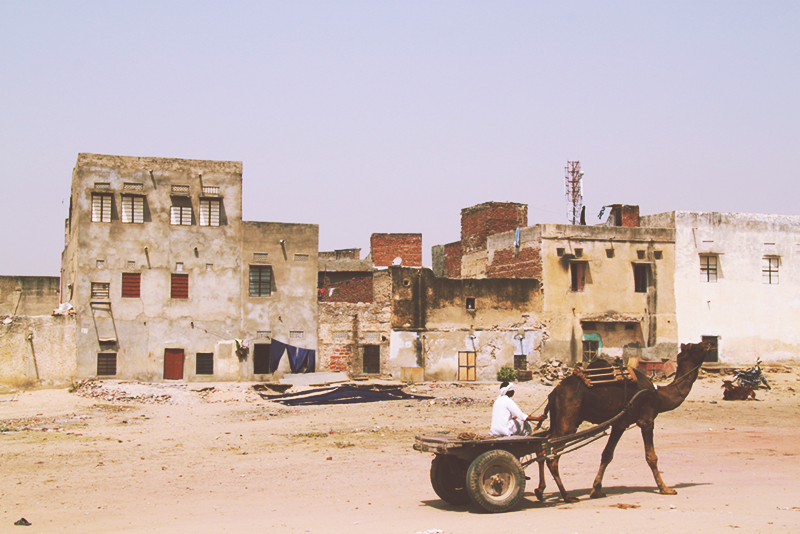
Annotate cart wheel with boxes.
[466,449,526,513]
[430,455,470,505]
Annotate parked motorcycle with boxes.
[732,359,771,390]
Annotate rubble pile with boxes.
[72,379,180,405]
[533,358,572,385]
[424,396,492,407]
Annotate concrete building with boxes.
[641,211,800,364]
[434,203,678,368]
[60,153,319,382]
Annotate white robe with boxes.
[490,394,528,436]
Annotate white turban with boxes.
[499,383,515,397]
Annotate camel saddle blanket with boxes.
[573,365,637,388]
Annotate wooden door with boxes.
[164,348,184,380]
[458,351,476,381]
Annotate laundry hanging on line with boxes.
[270,339,316,374]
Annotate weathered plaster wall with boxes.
[0,276,61,316]
[647,211,800,363]
[538,223,677,365]
[0,315,77,388]
[389,267,545,380]
[241,221,319,379]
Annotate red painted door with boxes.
[164,348,184,380]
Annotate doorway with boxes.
[164,348,184,380]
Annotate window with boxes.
[257,330,272,339]
[289,331,304,339]
[582,340,599,363]
[253,252,269,262]
[294,253,309,262]
[570,261,586,292]
[763,256,779,284]
[253,344,271,374]
[171,273,189,299]
[700,255,718,283]
[170,205,192,225]
[199,199,220,226]
[606,249,615,258]
[637,250,646,260]
[91,282,110,300]
[96,260,105,269]
[171,185,190,195]
[175,262,184,272]
[654,251,663,260]
[121,195,144,223]
[458,351,476,381]
[574,248,583,258]
[205,263,213,271]
[363,331,380,342]
[633,263,650,293]
[333,331,349,341]
[556,248,565,256]
[465,297,476,310]
[514,354,527,371]
[363,345,380,374]
[91,193,112,222]
[196,353,214,375]
[123,182,143,192]
[97,353,117,376]
[121,273,141,298]
[582,322,596,331]
[127,261,136,270]
[603,323,616,332]
[249,265,272,297]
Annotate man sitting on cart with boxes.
[490,382,545,436]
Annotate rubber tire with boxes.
[466,449,526,513]
[430,455,470,505]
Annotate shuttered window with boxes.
[97,353,117,376]
[170,206,192,225]
[121,195,144,223]
[91,194,112,222]
[249,265,272,297]
[121,273,141,298]
[91,282,110,300]
[199,199,221,226]
[171,273,189,299]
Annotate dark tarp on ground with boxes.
[258,385,433,405]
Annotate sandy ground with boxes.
[1,368,799,534]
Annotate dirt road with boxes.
[1,370,799,534]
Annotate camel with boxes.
[534,342,711,503]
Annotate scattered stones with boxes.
[532,358,572,385]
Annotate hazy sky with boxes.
[1,1,798,276]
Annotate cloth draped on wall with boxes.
[270,339,316,373]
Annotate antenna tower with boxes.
[565,161,583,225]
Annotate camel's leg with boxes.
[640,422,677,495]
[534,451,546,501]
[545,455,579,503]
[590,425,625,499]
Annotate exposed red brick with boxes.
[443,241,462,278]
[486,245,543,279]
[371,233,422,267]
[461,202,527,254]
[318,273,373,303]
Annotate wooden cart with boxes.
[413,390,647,513]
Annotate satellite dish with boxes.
[392,257,402,266]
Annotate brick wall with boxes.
[371,233,422,267]
[443,241,462,278]
[610,205,640,228]
[461,202,527,254]
[319,248,361,260]
[486,240,543,279]
[318,272,373,303]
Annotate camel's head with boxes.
[677,342,711,368]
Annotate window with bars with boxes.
[121,195,144,223]
[97,353,117,376]
[253,252,269,262]
[513,354,527,371]
[199,199,221,226]
[700,255,718,283]
[582,340,599,363]
[121,273,141,298]
[294,253,309,262]
[91,282,110,300]
[289,331,304,339]
[171,273,189,299]
[91,193,112,222]
[249,265,272,297]
[762,256,780,284]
